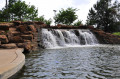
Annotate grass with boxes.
[113,32,120,36]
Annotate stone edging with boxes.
[0,48,25,79]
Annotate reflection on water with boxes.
[10,45,120,79]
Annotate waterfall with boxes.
[40,29,98,48]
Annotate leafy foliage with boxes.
[44,19,52,26]
[34,16,52,26]
[86,0,120,32]
[0,0,38,21]
[73,20,83,26]
[113,32,120,36]
[54,7,78,25]
[34,15,45,22]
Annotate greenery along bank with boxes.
[0,0,38,21]
[86,0,120,32]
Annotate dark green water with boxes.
[10,45,120,79]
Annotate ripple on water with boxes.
[10,45,120,79]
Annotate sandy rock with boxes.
[9,36,24,43]
[22,21,34,25]
[24,42,32,53]
[34,21,44,25]
[0,35,8,44]
[0,30,6,35]
[12,21,21,26]
[28,25,36,32]
[0,24,9,31]
[21,34,33,41]
[0,43,17,49]
[91,29,120,44]
[10,31,21,36]
[9,28,17,31]
[23,40,31,42]
[17,25,27,33]
[23,31,33,35]
[87,26,94,30]
[16,43,24,48]
[41,24,47,28]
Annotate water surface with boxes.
[10,45,120,79]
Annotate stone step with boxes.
[9,28,17,31]
[21,35,33,41]
[0,30,6,35]
[10,31,21,36]
[0,35,9,44]
[0,24,9,31]
[0,43,17,49]
[9,36,24,43]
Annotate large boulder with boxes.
[0,30,6,35]
[0,43,17,49]
[12,21,21,26]
[87,25,94,30]
[16,42,32,53]
[23,31,33,35]
[9,31,21,36]
[17,25,28,33]
[9,36,24,43]
[24,42,32,53]
[9,28,21,36]
[21,34,33,41]
[91,29,120,44]
[22,21,34,25]
[34,21,44,25]
[0,35,8,44]
[16,43,24,48]
[28,25,36,32]
[41,24,47,28]
[0,24,9,31]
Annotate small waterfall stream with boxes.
[40,29,98,48]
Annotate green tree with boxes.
[86,0,120,32]
[8,0,17,7]
[34,15,45,22]
[26,5,38,21]
[8,0,17,21]
[0,8,9,22]
[10,0,28,20]
[9,0,38,21]
[45,18,52,26]
[73,20,83,26]
[54,7,78,25]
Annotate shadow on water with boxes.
[9,45,120,79]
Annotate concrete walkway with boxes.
[0,48,25,79]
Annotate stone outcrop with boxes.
[0,21,120,53]
[0,43,17,49]
[28,25,36,32]
[12,21,21,26]
[21,35,33,41]
[0,21,39,53]
[0,41,1,46]
[0,30,6,35]
[9,36,24,43]
[17,25,28,33]
[89,27,120,44]
[0,35,8,44]
[0,24,10,31]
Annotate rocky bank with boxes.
[0,22,120,52]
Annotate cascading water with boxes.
[40,29,98,48]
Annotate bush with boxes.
[113,32,120,36]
